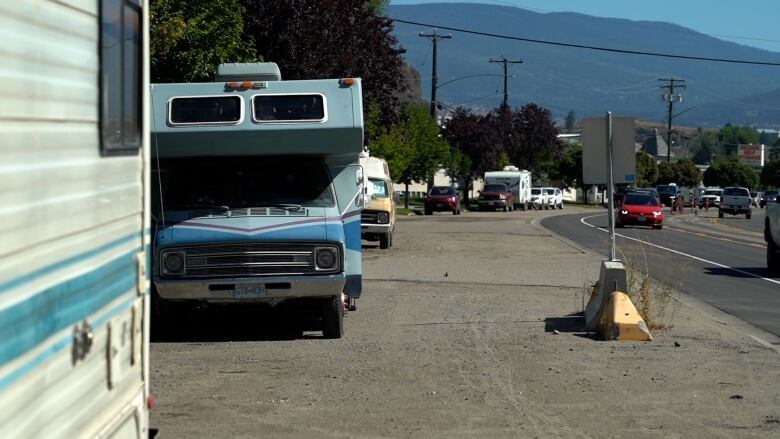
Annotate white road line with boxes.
[580,213,780,286]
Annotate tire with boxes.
[768,236,780,272]
[718,211,724,218]
[503,205,509,212]
[388,232,393,248]
[322,295,344,339]
[653,224,663,230]
[558,203,563,209]
[616,222,624,228]
[425,209,432,216]
[746,214,752,220]
[379,234,389,249]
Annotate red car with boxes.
[616,192,663,229]
[425,186,461,215]
[478,183,514,212]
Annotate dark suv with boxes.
[761,190,779,208]
[425,186,461,215]
[656,185,683,207]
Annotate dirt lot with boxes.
[150,208,780,438]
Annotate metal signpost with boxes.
[582,114,636,261]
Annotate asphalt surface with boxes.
[542,208,780,337]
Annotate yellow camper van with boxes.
[360,154,396,249]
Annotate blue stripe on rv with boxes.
[0,249,139,366]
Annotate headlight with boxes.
[652,211,661,216]
[377,212,389,224]
[499,194,506,199]
[620,210,628,215]
[315,247,339,271]
[162,251,185,275]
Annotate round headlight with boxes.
[163,253,184,274]
[377,212,389,224]
[316,249,336,269]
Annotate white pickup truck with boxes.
[719,187,752,219]
[766,202,780,272]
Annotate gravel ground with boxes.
[150,208,780,438]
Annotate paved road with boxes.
[542,209,780,337]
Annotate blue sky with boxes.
[392,0,780,52]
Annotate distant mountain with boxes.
[388,3,780,127]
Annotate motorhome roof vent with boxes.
[216,62,282,82]
[502,165,519,171]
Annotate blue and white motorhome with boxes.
[150,63,367,338]
[0,0,151,437]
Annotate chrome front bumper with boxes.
[154,274,346,303]
[361,223,391,234]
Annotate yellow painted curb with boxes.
[599,292,652,341]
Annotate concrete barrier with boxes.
[599,291,652,341]
[585,261,627,330]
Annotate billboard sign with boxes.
[582,116,636,184]
[738,144,764,167]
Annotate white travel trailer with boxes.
[0,1,151,438]
[483,166,532,210]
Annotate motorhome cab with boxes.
[484,166,532,210]
[150,63,367,338]
[360,152,396,249]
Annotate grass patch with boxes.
[622,254,677,331]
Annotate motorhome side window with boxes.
[253,95,326,122]
[169,96,242,124]
[100,0,142,154]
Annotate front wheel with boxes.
[718,211,724,218]
[768,239,780,272]
[746,213,752,220]
[653,224,663,230]
[322,295,344,339]
[425,209,432,216]
[379,233,390,249]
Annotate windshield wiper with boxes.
[171,204,231,212]
[246,203,303,212]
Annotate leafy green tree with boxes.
[718,124,759,156]
[368,125,414,183]
[443,149,473,200]
[690,130,721,165]
[242,0,406,127]
[675,159,703,187]
[656,161,678,185]
[547,143,583,188]
[703,157,759,189]
[399,104,450,186]
[151,0,257,82]
[760,158,780,188]
[635,152,658,187]
[499,104,562,173]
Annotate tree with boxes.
[547,143,583,188]
[675,159,703,187]
[500,104,562,173]
[399,104,450,187]
[761,158,780,188]
[656,161,678,185]
[718,124,759,156]
[635,152,658,187]
[703,157,759,189]
[151,0,257,82]
[565,111,576,130]
[368,125,414,183]
[242,0,407,127]
[690,130,721,165]
[441,107,504,193]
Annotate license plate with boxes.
[637,216,646,222]
[232,284,266,299]
[436,203,442,208]
[489,201,495,205]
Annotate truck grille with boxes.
[161,243,339,278]
[361,210,381,224]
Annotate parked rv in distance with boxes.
[484,166,532,210]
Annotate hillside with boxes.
[388,3,780,127]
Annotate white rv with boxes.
[483,166,532,210]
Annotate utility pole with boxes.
[420,29,452,119]
[490,56,523,110]
[659,78,686,162]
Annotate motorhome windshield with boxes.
[369,178,389,198]
[154,156,335,214]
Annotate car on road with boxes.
[616,192,663,229]
[656,184,683,208]
[478,183,514,212]
[425,186,461,215]
[719,187,752,219]
[543,187,563,209]
[767,201,780,272]
[698,188,724,208]
[530,187,547,210]
[760,190,779,208]
[751,191,761,207]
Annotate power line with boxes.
[389,18,780,66]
